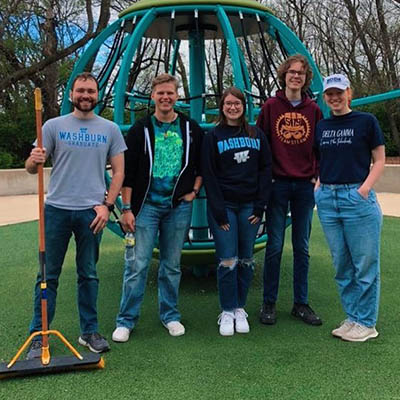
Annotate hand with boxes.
[120,210,135,233]
[314,178,321,192]
[90,205,110,234]
[248,215,260,225]
[179,191,197,202]
[247,215,260,225]
[31,147,47,164]
[357,186,370,199]
[220,223,230,231]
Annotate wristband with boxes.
[103,201,115,212]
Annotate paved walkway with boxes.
[0,192,399,227]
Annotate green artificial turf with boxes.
[0,215,399,399]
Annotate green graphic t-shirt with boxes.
[147,116,183,205]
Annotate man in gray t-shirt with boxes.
[25,72,127,357]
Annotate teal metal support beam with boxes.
[216,5,245,90]
[61,19,123,115]
[98,33,132,102]
[114,8,157,125]
[352,89,400,107]
[189,29,205,122]
[237,44,254,122]
[188,27,208,248]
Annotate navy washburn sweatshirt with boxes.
[257,90,322,179]
[202,124,272,225]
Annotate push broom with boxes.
[0,88,104,379]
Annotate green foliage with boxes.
[0,151,13,168]
[0,96,36,168]
[356,102,400,156]
[58,59,76,87]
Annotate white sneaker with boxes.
[341,323,379,342]
[218,311,235,336]
[331,320,354,338]
[164,321,185,337]
[234,308,250,333]
[112,327,131,343]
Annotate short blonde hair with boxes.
[151,73,179,92]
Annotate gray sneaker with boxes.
[341,323,379,342]
[26,340,42,360]
[331,320,355,338]
[78,332,110,353]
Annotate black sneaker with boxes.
[260,303,277,325]
[78,332,110,353]
[291,304,322,326]
[26,339,42,360]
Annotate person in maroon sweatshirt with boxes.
[256,54,323,326]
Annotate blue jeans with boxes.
[315,184,382,327]
[30,205,102,336]
[116,201,192,329]
[263,179,314,305]
[208,201,260,311]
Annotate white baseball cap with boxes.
[323,74,350,92]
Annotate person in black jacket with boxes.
[202,87,272,336]
[112,74,203,342]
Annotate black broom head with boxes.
[0,353,104,379]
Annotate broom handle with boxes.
[35,88,45,257]
[35,88,49,351]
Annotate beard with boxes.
[72,98,98,112]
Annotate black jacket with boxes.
[124,112,203,216]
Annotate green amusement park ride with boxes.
[61,0,400,265]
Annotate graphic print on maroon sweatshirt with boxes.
[275,112,311,145]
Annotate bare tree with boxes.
[0,0,112,119]
[265,0,400,153]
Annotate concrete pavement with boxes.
[0,192,399,227]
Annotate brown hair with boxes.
[217,87,255,138]
[71,72,99,91]
[277,54,313,92]
[151,73,179,92]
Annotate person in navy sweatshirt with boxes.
[257,54,323,326]
[314,74,385,342]
[202,87,272,336]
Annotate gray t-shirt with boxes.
[38,113,127,210]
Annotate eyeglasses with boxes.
[287,69,306,76]
[224,101,243,108]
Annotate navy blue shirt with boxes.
[315,111,384,184]
[202,124,272,225]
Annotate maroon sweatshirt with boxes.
[256,90,323,179]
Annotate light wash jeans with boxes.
[263,179,315,305]
[315,184,382,327]
[207,201,260,311]
[30,205,102,336]
[116,201,192,329]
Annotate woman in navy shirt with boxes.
[202,87,272,336]
[314,74,385,342]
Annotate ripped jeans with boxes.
[207,201,261,311]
